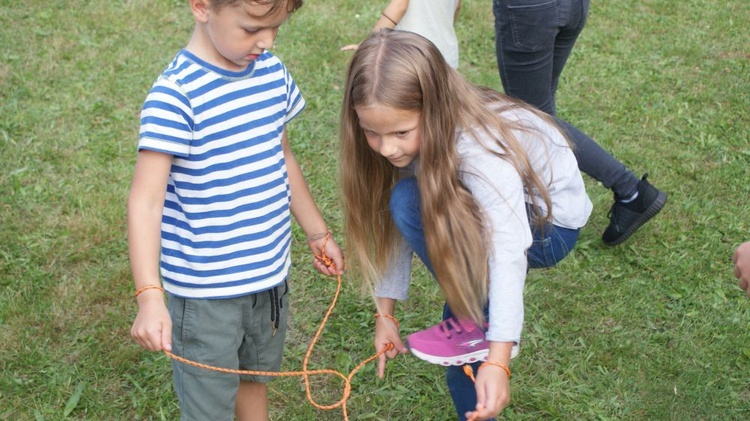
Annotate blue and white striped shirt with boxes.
[138,50,305,298]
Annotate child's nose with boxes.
[379,137,398,157]
[256,28,276,50]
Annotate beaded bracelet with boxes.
[480,360,511,380]
[374,313,400,329]
[134,285,164,298]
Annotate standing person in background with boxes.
[341,0,462,69]
[493,0,667,245]
[733,242,750,298]
[128,1,344,420]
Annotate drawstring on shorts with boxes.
[269,280,285,336]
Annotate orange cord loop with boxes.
[163,231,394,420]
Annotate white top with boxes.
[397,0,460,69]
[375,108,592,343]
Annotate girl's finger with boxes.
[377,354,386,378]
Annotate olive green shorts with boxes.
[168,279,289,421]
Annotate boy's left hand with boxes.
[309,235,345,276]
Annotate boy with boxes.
[127,1,344,420]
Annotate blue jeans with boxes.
[493,0,639,200]
[390,178,580,420]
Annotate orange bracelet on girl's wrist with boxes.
[374,313,400,329]
[480,360,511,379]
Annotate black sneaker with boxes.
[602,174,667,246]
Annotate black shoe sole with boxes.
[603,192,668,246]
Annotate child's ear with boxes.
[190,0,210,23]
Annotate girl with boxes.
[339,30,592,420]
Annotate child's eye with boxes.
[244,28,259,34]
[395,131,410,137]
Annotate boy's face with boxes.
[196,1,290,71]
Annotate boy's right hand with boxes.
[374,316,408,378]
[131,294,172,351]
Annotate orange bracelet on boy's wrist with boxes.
[134,285,164,298]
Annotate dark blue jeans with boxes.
[493,0,639,200]
[390,178,580,420]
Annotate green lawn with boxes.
[1,0,749,419]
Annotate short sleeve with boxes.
[138,76,194,157]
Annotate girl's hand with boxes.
[130,293,172,352]
[308,234,345,276]
[374,315,408,378]
[465,363,510,420]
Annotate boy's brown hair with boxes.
[209,0,304,15]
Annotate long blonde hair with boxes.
[340,30,558,325]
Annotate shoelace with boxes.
[607,202,622,230]
[438,317,466,339]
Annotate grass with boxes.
[1,0,749,419]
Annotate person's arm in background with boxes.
[733,241,750,298]
[341,0,409,51]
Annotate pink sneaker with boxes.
[406,318,519,366]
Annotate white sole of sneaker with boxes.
[409,345,520,366]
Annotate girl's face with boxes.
[355,104,421,168]
[197,1,289,71]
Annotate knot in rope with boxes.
[313,231,336,271]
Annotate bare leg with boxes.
[235,381,268,421]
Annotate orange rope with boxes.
[464,364,481,421]
[163,233,393,420]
